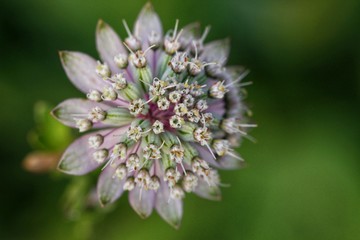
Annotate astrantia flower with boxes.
[51,2,255,228]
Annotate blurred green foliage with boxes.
[28,101,73,151]
[0,0,359,239]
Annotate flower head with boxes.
[51,2,255,228]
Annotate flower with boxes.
[51,2,255,228]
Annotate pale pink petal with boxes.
[51,98,132,128]
[207,99,226,118]
[129,186,155,218]
[179,22,201,48]
[200,38,230,65]
[59,51,106,93]
[97,163,126,206]
[193,143,221,168]
[155,181,182,229]
[96,20,126,73]
[223,66,247,117]
[57,127,127,175]
[134,2,163,48]
[218,155,246,169]
[194,178,221,201]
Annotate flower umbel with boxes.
[51,2,255,229]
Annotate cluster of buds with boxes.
[52,3,255,228]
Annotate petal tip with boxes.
[50,106,60,120]
[99,195,111,207]
[58,50,71,65]
[96,19,107,32]
[168,219,181,230]
[143,1,154,11]
[135,210,151,219]
[57,158,68,173]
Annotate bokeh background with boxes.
[1,0,360,239]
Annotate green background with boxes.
[1,0,359,239]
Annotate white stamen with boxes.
[239,123,258,128]
[122,41,135,55]
[200,26,211,43]
[122,19,133,37]
[205,142,216,160]
[172,19,179,40]
[225,70,250,88]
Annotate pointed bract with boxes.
[57,129,112,175]
[51,98,110,128]
[179,22,201,48]
[218,155,246,169]
[134,2,163,48]
[96,20,126,72]
[194,179,222,201]
[155,181,183,229]
[201,38,230,65]
[97,163,126,206]
[129,186,155,218]
[59,51,106,93]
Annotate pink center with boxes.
[142,102,175,130]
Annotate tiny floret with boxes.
[87,90,102,102]
[209,81,228,99]
[114,164,127,179]
[169,115,184,129]
[128,99,145,116]
[96,61,111,79]
[88,134,104,149]
[123,177,135,191]
[152,120,165,134]
[88,107,107,122]
[93,149,109,164]
[126,153,141,172]
[101,87,117,101]
[75,119,92,132]
[114,53,128,68]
